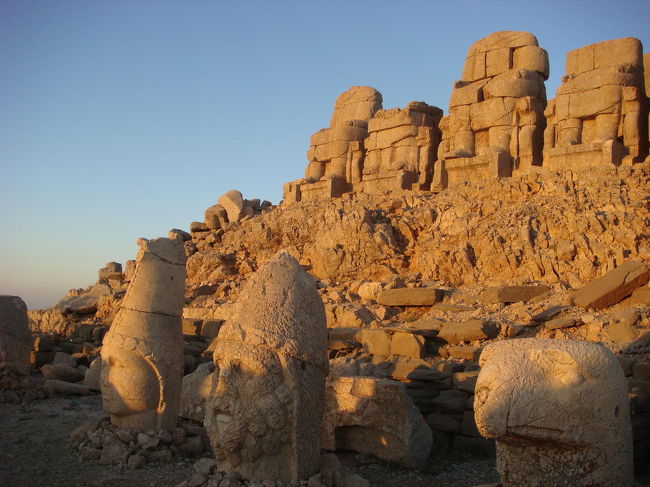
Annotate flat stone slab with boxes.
[480,285,551,304]
[437,320,498,344]
[572,260,650,310]
[376,288,442,306]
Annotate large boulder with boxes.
[571,260,650,309]
[322,376,432,469]
[55,283,111,315]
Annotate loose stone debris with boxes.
[5,30,650,487]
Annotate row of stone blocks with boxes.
[283,32,650,203]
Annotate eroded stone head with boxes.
[204,251,328,482]
[475,338,632,486]
[100,236,186,432]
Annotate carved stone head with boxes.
[100,236,185,432]
[204,252,327,482]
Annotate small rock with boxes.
[180,435,204,456]
[158,429,172,444]
[116,429,133,443]
[172,427,186,445]
[193,457,217,476]
[186,473,208,487]
[127,453,146,469]
[100,437,130,464]
[149,449,173,463]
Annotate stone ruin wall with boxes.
[283,31,649,204]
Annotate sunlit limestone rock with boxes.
[203,251,328,482]
[433,31,548,190]
[544,37,648,168]
[474,339,633,487]
[100,235,186,432]
[283,86,383,203]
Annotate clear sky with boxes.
[1,0,649,310]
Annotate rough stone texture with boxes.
[438,320,498,344]
[218,190,253,223]
[188,163,649,293]
[84,357,102,391]
[544,37,648,168]
[571,260,650,309]
[203,252,328,483]
[360,329,391,356]
[0,295,31,376]
[180,362,215,422]
[283,87,382,204]
[44,379,90,396]
[100,236,186,432]
[480,285,550,303]
[390,332,425,359]
[475,339,633,486]
[376,287,441,306]
[322,376,432,469]
[55,283,111,315]
[434,31,548,190]
[362,102,443,193]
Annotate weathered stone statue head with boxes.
[204,251,328,483]
[0,295,31,376]
[100,235,186,432]
[474,338,633,486]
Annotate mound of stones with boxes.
[70,417,209,468]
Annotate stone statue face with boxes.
[100,346,159,416]
[209,342,292,468]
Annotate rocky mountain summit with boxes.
[4,30,650,487]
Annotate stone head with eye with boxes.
[203,252,328,483]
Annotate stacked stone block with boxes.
[283,86,383,203]
[544,38,648,168]
[433,31,548,190]
[362,102,442,193]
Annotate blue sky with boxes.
[1,0,649,309]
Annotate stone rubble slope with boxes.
[185,162,648,300]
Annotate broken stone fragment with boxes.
[41,364,84,383]
[0,295,31,376]
[322,376,431,469]
[55,283,111,315]
[627,286,650,305]
[376,287,442,306]
[44,379,90,396]
[437,319,498,344]
[543,316,580,330]
[480,285,550,304]
[390,332,425,359]
[571,260,650,310]
[218,189,253,223]
[474,339,633,486]
[179,362,215,422]
[359,328,391,355]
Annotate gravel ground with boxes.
[2,393,649,487]
[0,395,194,487]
